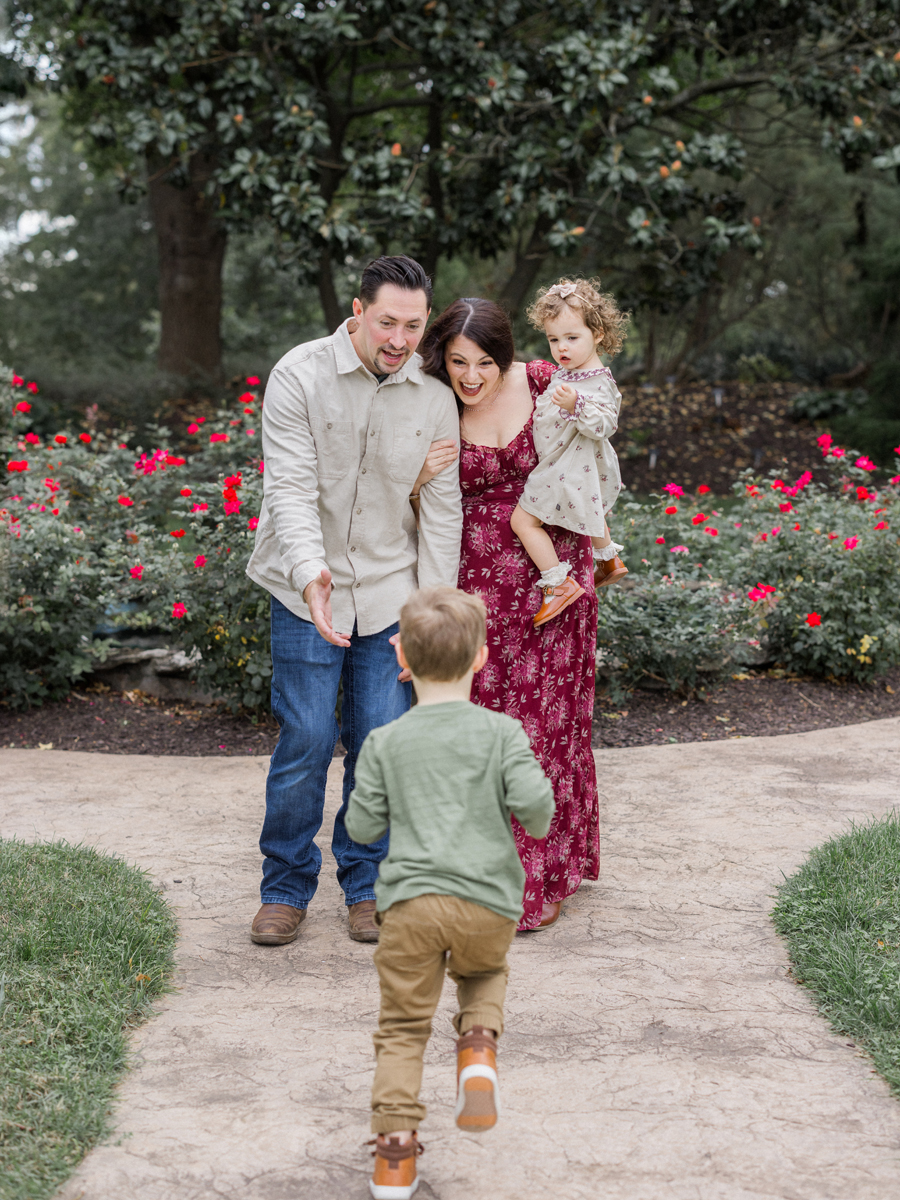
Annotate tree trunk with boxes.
[498,216,553,317]
[148,152,226,380]
[421,99,445,282]
[318,246,343,333]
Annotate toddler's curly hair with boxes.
[527,277,629,357]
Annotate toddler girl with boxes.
[512,278,629,627]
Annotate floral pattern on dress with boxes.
[458,358,600,930]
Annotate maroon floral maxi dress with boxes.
[458,359,600,930]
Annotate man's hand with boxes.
[550,382,578,413]
[389,632,412,683]
[303,569,351,647]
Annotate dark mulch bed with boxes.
[616,380,833,494]
[0,685,282,756]
[592,665,900,749]
[2,669,898,756]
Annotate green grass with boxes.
[0,840,177,1200]
[773,811,900,1094]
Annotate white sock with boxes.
[538,561,570,588]
[592,542,623,562]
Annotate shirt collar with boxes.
[332,318,425,386]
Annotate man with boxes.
[246,255,462,945]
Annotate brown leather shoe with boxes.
[348,899,380,943]
[369,1133,423,1198]
[594,554,628,589]
[250,903,306,945]
[533,575,586,627]
[455,1025,500,1132]
[537,900,562,928]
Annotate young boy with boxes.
[345,586,555,1200]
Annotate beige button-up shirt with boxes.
[246,319,462,636]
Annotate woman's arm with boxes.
[410,437,459,519]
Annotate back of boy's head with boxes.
[400,587,487,682]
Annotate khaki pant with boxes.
[371,892,517,1134]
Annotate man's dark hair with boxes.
[359,255,433,308]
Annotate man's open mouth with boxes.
[380,347,406,367]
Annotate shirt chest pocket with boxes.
[310,418,354,479]
[389,423,427,484]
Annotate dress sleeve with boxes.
[526,359,555,401]
[559,376,619,441]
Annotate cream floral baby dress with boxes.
[519,364,622,536]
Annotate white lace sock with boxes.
[592,542,624,562]
[537,561,571,589]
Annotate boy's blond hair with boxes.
[527,277,629,357]
[399,587,487,682]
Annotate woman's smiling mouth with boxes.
[459,381,483,398]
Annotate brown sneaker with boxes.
[594,554,628,589]
[369,1133,423,1199]
[348,899,380,943]
[533,575,586,627]
[455,1025,500,1132]
[250,903,306,945]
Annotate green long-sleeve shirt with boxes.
[345,700,555,922]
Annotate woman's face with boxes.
[445,335,502,407]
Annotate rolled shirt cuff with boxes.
[290,557,330,601]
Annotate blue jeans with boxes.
[260,597,411,908]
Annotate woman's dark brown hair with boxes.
[420,299,515,402]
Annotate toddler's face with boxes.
[544,309,600,371]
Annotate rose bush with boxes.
[4,364,900,709]
[606,435,900,689]
[2,365,269,709]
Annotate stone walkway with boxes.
[3,719,900,1200]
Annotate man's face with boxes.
[349,284,430,375]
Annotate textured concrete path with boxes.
[2,719,900,1200]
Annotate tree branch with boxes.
[347,96,432,118]
[657,72,773,116]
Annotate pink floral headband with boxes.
[546,282,578,300]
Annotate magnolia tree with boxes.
[7,0,900,376]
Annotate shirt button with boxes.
[416,430,422,436]
[350,546,356,553]
[361,467,367,474]
[355,582,361,589]
[355,507,361,514]
[327,422,333,429]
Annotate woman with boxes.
[416,298,599,930]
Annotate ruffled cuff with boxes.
[558,391,590,423]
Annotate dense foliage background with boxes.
[0,2,898,435]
